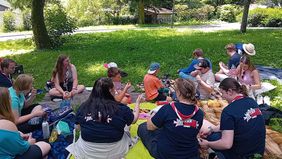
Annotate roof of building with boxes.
[145,7,173,15]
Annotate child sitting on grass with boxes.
[107,67,132,104]
[143,62,172,102]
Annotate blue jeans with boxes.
[206,133,261,159]
[138,122,200,159]
[137,122,160,158]
[179,72,196,81]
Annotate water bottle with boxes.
[256,94,264,105]
[49,129,58,143]
[42,118,50,139]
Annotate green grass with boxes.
[1,28,282,158]
[1,29,282,101]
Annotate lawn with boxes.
[1,29,281,106]
[1,28,282,158]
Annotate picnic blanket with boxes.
[32,113,76,159]
[256,65,282,84]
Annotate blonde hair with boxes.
[13,74,33,91]
[0,87,15,123]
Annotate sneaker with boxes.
[129,136,139,149]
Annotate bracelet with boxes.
[72,87,77,90]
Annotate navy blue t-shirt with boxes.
[0,72,12,88]
[152,102,204,159]
[76,104,134,143]
[220,97,265,158]
[228,53,241,69]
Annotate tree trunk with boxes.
[138,0,145,24]
[31,0,51,49]
[240,0,251,33]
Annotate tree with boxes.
[7,0,51,49]
[138,0,145,24]
[31,0,51,49]
[240,0,251,33]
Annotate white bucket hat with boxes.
[243,43,256,56]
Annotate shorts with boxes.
[153,93,167,101]
[59,82,73,92]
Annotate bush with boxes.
[111,16,137,25]
[217,4,241,22]
[3,10,16,32]
[44,3,77,48]
[22,9,32,30]
[195,5,215,20]
[175,4,215,21]
[244,8,282,27]
[175,4,189,21]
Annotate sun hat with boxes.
[103,62,118,69]
[147,62,160,74]
[242,43,256,56]
[194,59,210,70]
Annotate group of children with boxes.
[0,43,267,159]
[143,43,262,103]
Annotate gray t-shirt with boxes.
[198,70,215,99]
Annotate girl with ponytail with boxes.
[199,78,265,159]
[138,78,204,159]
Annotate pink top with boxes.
[239,70,254,86]
[113,81,122,91]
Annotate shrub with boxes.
[175,4,189,21]
[44,3,77,48]
[111,15,137,25]
[175,4,215,21]
[238,8,282,27]
[217,4,241,22]
[22,9,32,30]
[3,10,16,32]
[195,5,215,20]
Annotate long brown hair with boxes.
[0,87,15,123]
[52,54,69,83]
[174,78,197,104]
[239,55,256,75]
[219,78,248,97]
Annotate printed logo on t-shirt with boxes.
[85,114,94,122]
[84,113,112,123]
[243,108,262,122]
[173,118,199,128]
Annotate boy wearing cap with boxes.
[144,63,172,102]
[194,59,215,99]
[215,43,241,81]
[178,48,212,79]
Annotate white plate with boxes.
[53,98,62,102]
[85,87,93,91]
